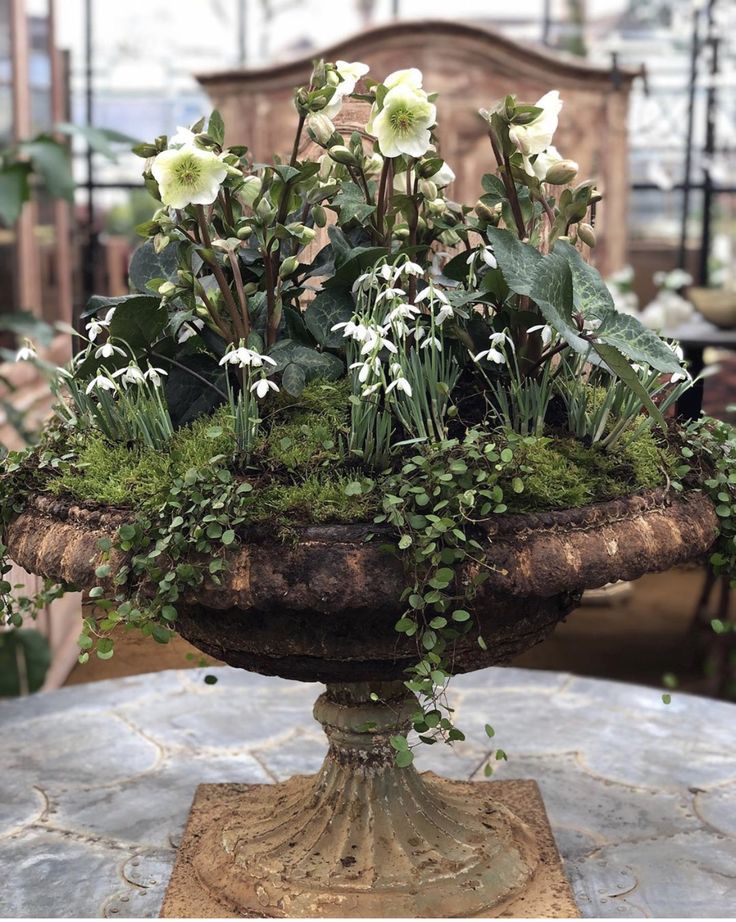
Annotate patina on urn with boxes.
[5,488,718,917]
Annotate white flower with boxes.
[386,376,413,397]
[508,91,563,177]
[387,303,420,323]
[251,377,279,399]
[15,342,37,362]
[363,152,383,177]
[86,318,109,341]
[430,161,455,188]
[375,287,406,303]
[420,335,442,351]
[219,347,276,369]
[481,247,497,269]
[307,113,335,146]
[531,145,563,181]
[177,318,204,343]
[435,304,454,325]
[415,285,449,305]
[379,263,395,281]
[384,68,424,91]
[113,365,146,387]
[361,383,381,397]
[86,374,117,394]
[399,260,424,278]
[144,366,168,387]
[240,175,262,208]
[371,85,436,159]
[322,60,370,118]
[151,144,228,209]
[527,324,553,348]
[169,126,196,147]
[95,343,126,359]
[474,347,506,365]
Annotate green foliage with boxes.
[0,630,51,696]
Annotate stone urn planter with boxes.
[5,487,718,917]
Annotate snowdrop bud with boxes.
[240,175,262,208]
[312,204,327,227]
[158,281,176,296]
[328,145,359,168]
[418,179,438,200]
[544,158,579,185]
[307,113,335,146]
[279,255,299,278]
[577,222,596,247]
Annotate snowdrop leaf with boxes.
[591,341,666,430]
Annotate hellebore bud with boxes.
[257,197,276,221]
[240,175,262,208]
[474,201,501,223]
[577,223,596,247]
[307,113,335,146]
[279,255,299,278]
[328,145,359,168]
[427,198,447,217]
[363,152,383,177]
[418,179,438,200]
[544,159,579,185]
[440,229,462,246]
[236,224,253,239]
[312,204,327,227]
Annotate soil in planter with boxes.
[38,378,677,523]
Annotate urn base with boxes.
[160,682,579,918]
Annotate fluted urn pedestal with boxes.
[5,489,718,918]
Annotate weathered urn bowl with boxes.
[6,488,717,918]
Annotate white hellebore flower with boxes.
[383,68,424,91]
[86,374,116,394]
[508,91,563,177]
[322,60,370,118]
[531,145,562,181]
[251,377,280,399]
[15,342,37,362]
[430,161,455,188]
[169,126,196,147]
[371,85,436,159]
[151,144,228,209]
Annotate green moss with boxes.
[501,427,676,512]
[244,474,376,525]
[259,379,351,472]
[49,406,236,509]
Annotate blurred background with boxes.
[1,0,735,697]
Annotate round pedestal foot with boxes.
[190,682,539,918]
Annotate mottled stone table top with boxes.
[1,666,735,918]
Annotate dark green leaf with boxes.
[129,239,180,294]
[304,288,355,348]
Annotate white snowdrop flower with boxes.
[527,324,553,348]
[95,342,126,359]
[413,325,426,341]
[670,370,691,384]
[387,303,420,323]
[489,332,511,347]
[103,307,116,323]
[668,341,685,363]
[219,347,276,369]
[251,377,280,398]
[145,366,169,387]
[361,383,381,397]
[113,365,146,387]
[85,374,117,394]
[177,318,204,343]
[375,287,406,303]
[86,318,109,342]
[399,260,424,278]
[480,247,497,269]
[389,362,403,376]
[15,342,37,362]
[415,285,449,305]
[332,320,370,342]
[386,377,413,397]
[379,264,394,281]
[421,335,442,351]
[435,304,454,325]
[473,347,506,365]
